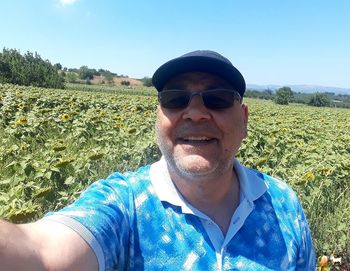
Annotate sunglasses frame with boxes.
[158,89,242,110]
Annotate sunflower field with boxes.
[1,83,349,268]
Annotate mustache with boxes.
[173,122,220,138]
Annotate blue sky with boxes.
[1,0,350,89]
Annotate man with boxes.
[0,50,315,270]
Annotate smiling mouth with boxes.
[180,136,216,144]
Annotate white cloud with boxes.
[58,0,78,6]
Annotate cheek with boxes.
[156,110,176,139]
[219,116,247,143]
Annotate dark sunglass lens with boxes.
[203,91,235,109]
[160,91,190,108]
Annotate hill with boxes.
[247,84,350,95]
[91,75,143,86]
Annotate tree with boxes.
[0,60,11,83]
[65,72,78,83]
[121,80,130,86]
[274,86,294,105]
[308,93,331,107]
[104,72,114,85]
[98,68,118,77]
[263,89,273,99]
[141,76,153,87]
[78,66,94,80]
[0,48,64,89]
[54,63,62,70]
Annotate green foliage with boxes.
[274,86,294,105]
[54,63,62,70]
[245,89,274,100]
[98,68,118,77]
[141,76,153,87]
[65,83,156,96]
[65,72,78,83]
[308,92,332,107]
[0,83,350,266]
[78,65,95,80]
[247,88,350,109]
[76,66,118,83]
[0,60,11,83]
[103,72,114,85]
[0,48,64,89]
[0,83,159,223]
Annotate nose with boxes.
[182,95,211,122]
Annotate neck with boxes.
[169,166,240,235]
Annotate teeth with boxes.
[184,136,211,141]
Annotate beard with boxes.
[155,119,234,181]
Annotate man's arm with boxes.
[0,219,98,271]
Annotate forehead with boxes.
[163,72,233,90]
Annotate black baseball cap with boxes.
[152,50,246,97]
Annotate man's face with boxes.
[156,72,248,180]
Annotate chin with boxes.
[173,155,219,177]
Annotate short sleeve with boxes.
[44,172,134,271]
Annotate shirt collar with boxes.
[149,156,267,210]
[232,158,267,202]
[149,156,184,206]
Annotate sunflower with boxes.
[16,116,28,126]
[304,171,315,181]
[113,123,120,128]
[17,103,27,110]
[61,113,70,122]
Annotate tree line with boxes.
[0,48,65,89]
[246,86,350,108]
[0,48,133,88]
[1,48,349,108]
[63,66,129,84]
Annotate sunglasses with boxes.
[158,89,242,109]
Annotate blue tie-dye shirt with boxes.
[45,158,316,271]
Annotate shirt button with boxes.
[233,217,240,224]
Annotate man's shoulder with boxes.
[106,164,151,182]
[100,164,153,193]
[261,172,294,192]
[241,164,298,203]
[250,168,302,211]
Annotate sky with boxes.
[1,0,350,90]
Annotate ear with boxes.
[241,103,249,137]
[242,103,249,126]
